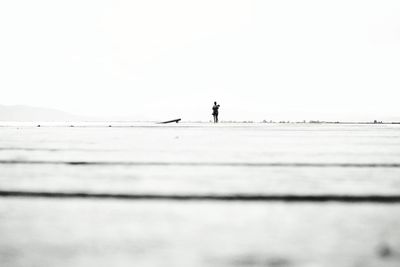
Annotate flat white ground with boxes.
[0,123,400,266]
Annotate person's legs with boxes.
[216,114,218,123]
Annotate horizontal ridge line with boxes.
[0,160,399,168]
[1,191,400,203]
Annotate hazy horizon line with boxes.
[1,103,399,123]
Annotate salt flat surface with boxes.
[0,123,400,266]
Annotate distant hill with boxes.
[0,105,91,121]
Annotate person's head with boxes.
[214,101,217,105]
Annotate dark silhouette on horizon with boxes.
[159,118,181,124]
[212,102,220,123]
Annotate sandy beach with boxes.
[0,123,400,266]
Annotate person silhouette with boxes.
[212,101,220,123]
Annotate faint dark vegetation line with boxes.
[0,191,400,203]
[0,160,399,168]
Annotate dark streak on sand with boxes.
[1,160,400,168]
[1,190,400,203]
[0,147,119,152]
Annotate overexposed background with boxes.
[1,0,399,121]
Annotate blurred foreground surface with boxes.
[1,123,400,267]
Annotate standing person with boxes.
[212,101,220,123]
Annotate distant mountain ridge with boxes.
[0,105,91,121]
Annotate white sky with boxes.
[1,0,399,121]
